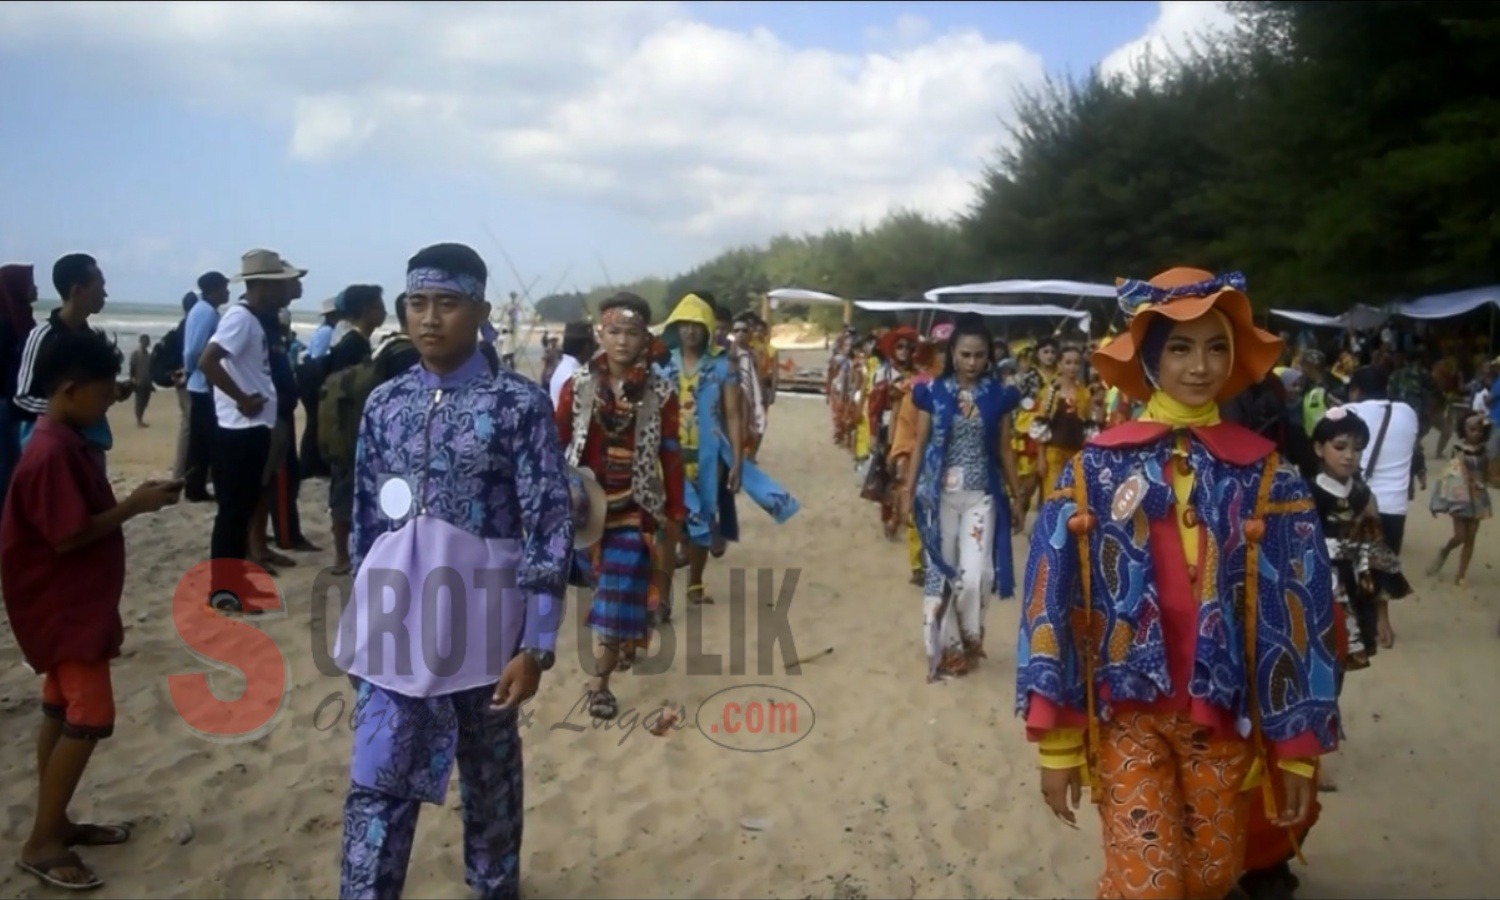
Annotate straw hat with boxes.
[1092,267,1283,404]
[229,249,307,283]
[566,466,607,549]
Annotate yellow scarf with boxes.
[1138,390,1220,577]
[1139,391,1221,428]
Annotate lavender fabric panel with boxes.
[335,516,526,698]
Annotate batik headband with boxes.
[406,266,485,302]
[1116,271,1247,319]
[601,306,644,328]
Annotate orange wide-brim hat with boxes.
[1092,267,1284,404]
[878,325,920,361]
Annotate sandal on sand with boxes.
[686,584,715,605]
[329,564,352,577]
[588,690,618,721]
[68,824,130,847]
[17,852,103,891]
[261,551,296,568]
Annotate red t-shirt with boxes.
[1,416,126,673]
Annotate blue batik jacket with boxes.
[912,374,1021,597]
[1016,421,1341,752]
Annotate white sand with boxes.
[0,380,1497,899]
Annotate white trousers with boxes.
[922,489,995,659]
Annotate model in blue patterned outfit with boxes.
[903,313,1023,680]
[333,244,573,900]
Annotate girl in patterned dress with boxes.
[555,293,686,720]
[1018,268,1339,900]
[903,313,1023,679]
[1428,409,1493,586]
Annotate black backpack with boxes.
[149,321,185,388]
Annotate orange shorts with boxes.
[41,659,116,739]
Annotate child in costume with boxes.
[1311,408,1410,670]
[904,313,1023,679]
[826,331,853,448]
[1017,268,1340,899]
[335,243,573,900]
[555,292,686,721]
[1428,409,1492,586]
[864,325,920,540]
[887,324,951,586]
[660,294,799,606]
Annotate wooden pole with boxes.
[843,298,852,326]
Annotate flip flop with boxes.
[16,852,103,891]
[588,690,618,721]
[68,824,130,847]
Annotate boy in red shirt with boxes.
[2,329,181,890]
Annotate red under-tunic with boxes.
[1024,421,1329,763]
[555,379,688,530]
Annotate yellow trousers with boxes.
[907,518,922,574]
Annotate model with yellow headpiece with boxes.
[1016,268,1340,898]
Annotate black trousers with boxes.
[269,414,306,548]
[185,391,218,499]
[300,395,330,479]
[211,425,272,582]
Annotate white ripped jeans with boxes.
[922,489,995,661]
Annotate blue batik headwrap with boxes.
[1116,270,1247,319]
[406,267,486,302]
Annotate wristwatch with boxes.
[523,648,555,672]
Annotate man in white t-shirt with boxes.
[548,320,595,408]
[197,248,303,609]
[1341,365,1424,649]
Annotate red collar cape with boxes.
[1088,420,1275,468]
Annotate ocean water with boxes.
[37,300,330,343]
[33,300,552,371]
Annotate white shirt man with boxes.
[1342,397,1420,517]
[548,353,581,409]
[210,302,278,432]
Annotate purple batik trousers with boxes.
[338,679,523,900]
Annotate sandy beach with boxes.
[1,365,1498,900]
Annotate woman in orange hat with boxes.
[1016,268,1340,899]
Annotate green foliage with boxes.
[569,2,1500,320]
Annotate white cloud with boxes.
[1099,1,1237,84]
[0,1,1045,248]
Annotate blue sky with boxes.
[0,1,1231,309]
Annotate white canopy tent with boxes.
[1393,285,1500,320]
[1269,304,1391,331]
[853,299,1091,334]
[923,279,1117,302]
[765,287,852,325]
